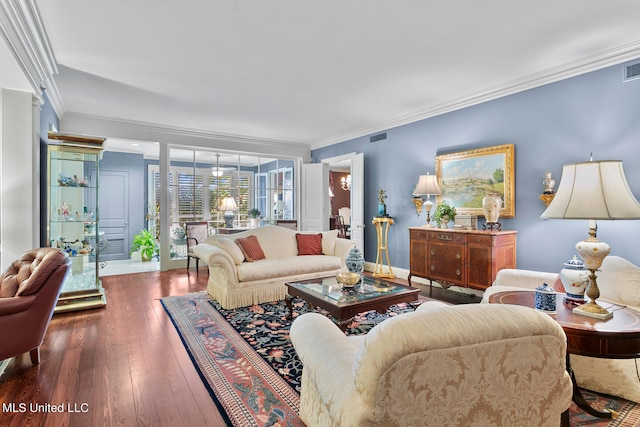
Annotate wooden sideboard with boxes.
[408,227,517,291]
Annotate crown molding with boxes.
[310,41,640,150]
[0,0,62,111]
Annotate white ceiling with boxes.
[25,1,640,149]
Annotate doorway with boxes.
[322,153,364,252]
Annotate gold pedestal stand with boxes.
[372,217,395,279]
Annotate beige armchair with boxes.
[291,301,572,427]
[0,248,70,364]
[483,255,640,403]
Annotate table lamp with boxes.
[413,173,443,227]
[541,159,640,319]
[220,197,238,228]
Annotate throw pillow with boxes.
[235,235,266,262]
[321,229,339,255]
[296,233,323,255]
[213,237,245,265]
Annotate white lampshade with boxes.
[413,173,442,196]
[220,197,238,212]
[541,160,640,220]
[540,159,640,319]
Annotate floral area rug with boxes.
[161,291,640,427]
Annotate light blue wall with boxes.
[312,61,640,272]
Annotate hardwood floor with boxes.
[0,267,226,427]
[0,268,478,427]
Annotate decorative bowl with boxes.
[336,272,360,288]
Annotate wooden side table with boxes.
[372,217,394,279]
[488,290,640,424]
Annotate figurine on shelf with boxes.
[60,202,70,220]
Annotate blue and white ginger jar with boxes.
[346,246,365,274]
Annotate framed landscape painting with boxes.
[435,144,515,218]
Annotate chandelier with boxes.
[340,174,351,191]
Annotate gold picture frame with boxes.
[435,144,515,218]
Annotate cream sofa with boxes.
[291,301,572,427]
[193,226,353,309]
[482,255,640,403]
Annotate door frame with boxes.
[322,152,364,252]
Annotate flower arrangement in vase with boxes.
[433,200,457,228]
[249,208,262,228]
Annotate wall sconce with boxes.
[539,172,556,206]
[412,198,423,215]
[413,173,443,227]
[340,174,351,191]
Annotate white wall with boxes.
[0,89,39,270]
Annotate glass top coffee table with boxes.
[285,275,420,331]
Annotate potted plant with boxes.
[433,200,457,228]
[248,208,262,228]
[131,228,158,261]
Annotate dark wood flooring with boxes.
[0,268,477,426]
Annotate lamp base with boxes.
[224,213,235,228]
[573,302,613,320]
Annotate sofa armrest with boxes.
[0,295,36,316]
[493,268,560,290]
[193,243,233,266]
[291,313,369,420]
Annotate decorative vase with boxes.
[345,246,365,274]
[560,255,589,302]
[250,218,260,228]
[482,193,502,223]
[535,282,556,314]
[439,215,450,228]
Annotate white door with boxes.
[98,170,130,261]
[349,153,364,251]
[300,163,329,231]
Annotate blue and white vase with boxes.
[560,255,589,302]
[346,246,365,274]
[535,282,556,314]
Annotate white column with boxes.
[0,89,37,270]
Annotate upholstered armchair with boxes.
[185,221,208,273]
[291,301,572,427]
[0,248,70,365]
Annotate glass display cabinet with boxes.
[47,132,107,313]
